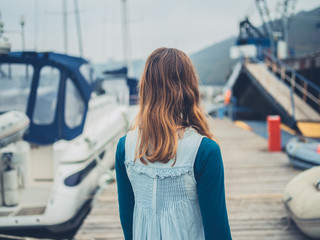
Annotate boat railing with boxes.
[264,51,320,113]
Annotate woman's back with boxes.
[125,128,205,240]
[115,48,232,240]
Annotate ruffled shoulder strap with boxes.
[124,128,139,163]
[124,128,204,178]
[174,128,204,168]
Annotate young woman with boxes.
[115,48,232,240]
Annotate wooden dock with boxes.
[75,118,307,240]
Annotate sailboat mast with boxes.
[121,0,133,76]
[34,0,38,51]
[62,0,68,53]
[121,0,128,68]
[74,0,83,57]
[20,15,25,51]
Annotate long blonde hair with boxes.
[133,47,213,165]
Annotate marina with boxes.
[0,0,319,239]
[74,118,307,240]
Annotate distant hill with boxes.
[190,6,320,85]
[288,7,320,56]
[190,37,236,86]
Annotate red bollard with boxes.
[267,115,281,152]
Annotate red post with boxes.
[267,115,281,152]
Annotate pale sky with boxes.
[0,0,319,63]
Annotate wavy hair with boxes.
[133,47,214,165]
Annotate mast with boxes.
[20,15,26,51]
[62,0,68,53]
[74,0,83,57]
[281,0,296,57]
[282,0,289,56]
[34,0,38,51]
[121,0,133,76]
[0,12,3,38]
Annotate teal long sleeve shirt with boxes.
[115,136,232,240]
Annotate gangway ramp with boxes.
[225,53,320,136]
[245,62,320,122]
[225,61,243,91]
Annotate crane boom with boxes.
[255,0,297,56]
[255,0,275,54]
[255,0,273,37]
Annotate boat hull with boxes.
[0,102,128,233]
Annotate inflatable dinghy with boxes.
[0,111,30,148]
[283,166,320,239]
[285,137,320,169]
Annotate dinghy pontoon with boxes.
[285,137,320,169]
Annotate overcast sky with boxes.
[0,0,319,63]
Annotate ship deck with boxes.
[75,118,307,240]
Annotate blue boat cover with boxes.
[0,51,95,144]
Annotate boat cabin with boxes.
[0,52,95,144]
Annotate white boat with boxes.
[283,166,320,239]
[0,51,131,233]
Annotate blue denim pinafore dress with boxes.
[125,128,205,240]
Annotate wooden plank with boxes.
[75,118,308,239]
[211,118,306,239]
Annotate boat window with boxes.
[33,66,60,125]
[79,64,94,84]
[0,63,34,113]
[65,78,85,128]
